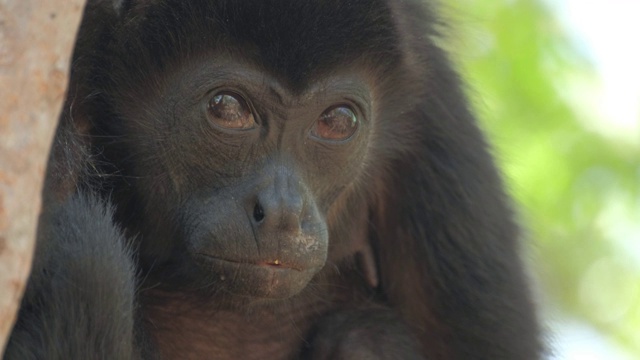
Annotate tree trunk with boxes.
[0,0,85,354]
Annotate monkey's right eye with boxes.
[207,92,256,130]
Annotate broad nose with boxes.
[249,170,305,235]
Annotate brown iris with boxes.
[311,105,358,141]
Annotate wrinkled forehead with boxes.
[113,0,403,90]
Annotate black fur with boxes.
[5,0,542,359]
[6,195,138,359]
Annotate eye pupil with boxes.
[207,93,255,129]
[312,106,358,141]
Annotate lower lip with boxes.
[195,254,316,299]
[196,254,302,272]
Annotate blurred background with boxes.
[442,0,640,358]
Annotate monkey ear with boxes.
[367,153,450,355]
[352,211,379,289]
[356,247,378,289]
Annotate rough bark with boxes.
[0,0,85,354]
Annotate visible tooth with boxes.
[274,259,280,265]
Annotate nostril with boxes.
[253,201,265,223]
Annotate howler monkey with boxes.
[5,0,543,359]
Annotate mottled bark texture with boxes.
[0,0,85,354]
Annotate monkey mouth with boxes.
[261,259,287,268]
[195,253,319,299]
[196,254,303,271]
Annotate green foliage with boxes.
[443,0,640,355]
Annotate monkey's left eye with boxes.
[207,92,256,130]
[311,106,358,141]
